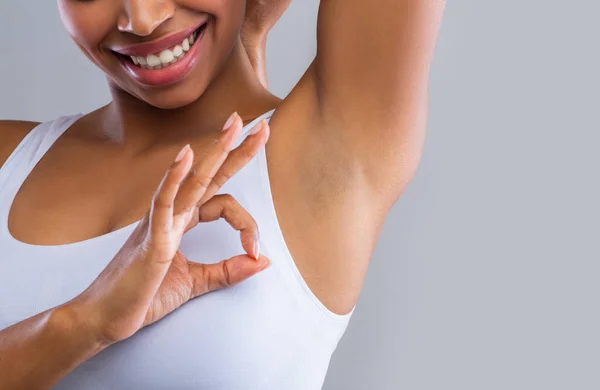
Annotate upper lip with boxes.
[109,19,208,57]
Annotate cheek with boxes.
[57,1,114,59]
[180,0,246,14]
[208,0,246,54]
[179,0,246,33]
[220,0,246,30]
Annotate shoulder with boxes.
[263,64,425,314]
[0,120,41,169]
[272,63,424,207]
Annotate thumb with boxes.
[188,255,270,298]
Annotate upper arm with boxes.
[310,0,446,202]
[0,121,40,169]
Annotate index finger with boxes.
[173,112,243,215]
[198,119,269,205]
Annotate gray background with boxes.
[1,1,599,389]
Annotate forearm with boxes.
[0,303,105,390]
[241,0,292,89]
[315,0,445,120]
[309,0,444,198]
[241,31,268,88]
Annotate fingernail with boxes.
[250,119,266,135]
[223,112,237,131]
[263,257,271,269]
[253,238,260,261]
[175,144,189,163]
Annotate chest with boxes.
[0,222,329,390]
[6,148,173,246]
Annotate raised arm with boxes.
[312,0,446,203]
[241,0,292,89]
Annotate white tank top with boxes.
[0,110,353,390]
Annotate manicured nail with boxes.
[175,144,189,163]
[253,238,260,261]
[250,119,266,135]
[223,112,237,131]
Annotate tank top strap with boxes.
[0,114,84,187]
[234,109,277,147]
[245,109,276,132]
[0,114,83,231]
[1,109,274,183]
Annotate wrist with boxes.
[50,302,109,354]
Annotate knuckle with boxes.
[249,216,259,231]
[221,261,232,287]
[152,194,173,210]
[210,138,229,154]
[152,224,172,239]
[217,140,231,155]
[193,264,209,296]
[221,193,235,204]
[180,205,195,218]
[241,146,257,161]
[197,206,208,223]
[221,207,240,226]
[191,173,212,191]
[212,171,232,189]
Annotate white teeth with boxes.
[130,29,199,69]
[173,45,183,57]
[146,54,161,67]
[159,50,175,64]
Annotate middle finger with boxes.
[198,118,269,205]
[173,112,243,215]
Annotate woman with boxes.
[0,0,445,389]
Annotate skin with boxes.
[242,0,292,88]
[0,0,446,388]
[0,115,272,390]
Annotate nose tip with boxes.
[117,1,175,36]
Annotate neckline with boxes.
[2,109,276,250]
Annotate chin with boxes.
[134,83,209,110]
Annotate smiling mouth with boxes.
[114,23,207,70]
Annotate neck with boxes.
[99,38,280,148]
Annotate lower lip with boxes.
[119,26,206,88]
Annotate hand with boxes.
[69,113,271,346]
